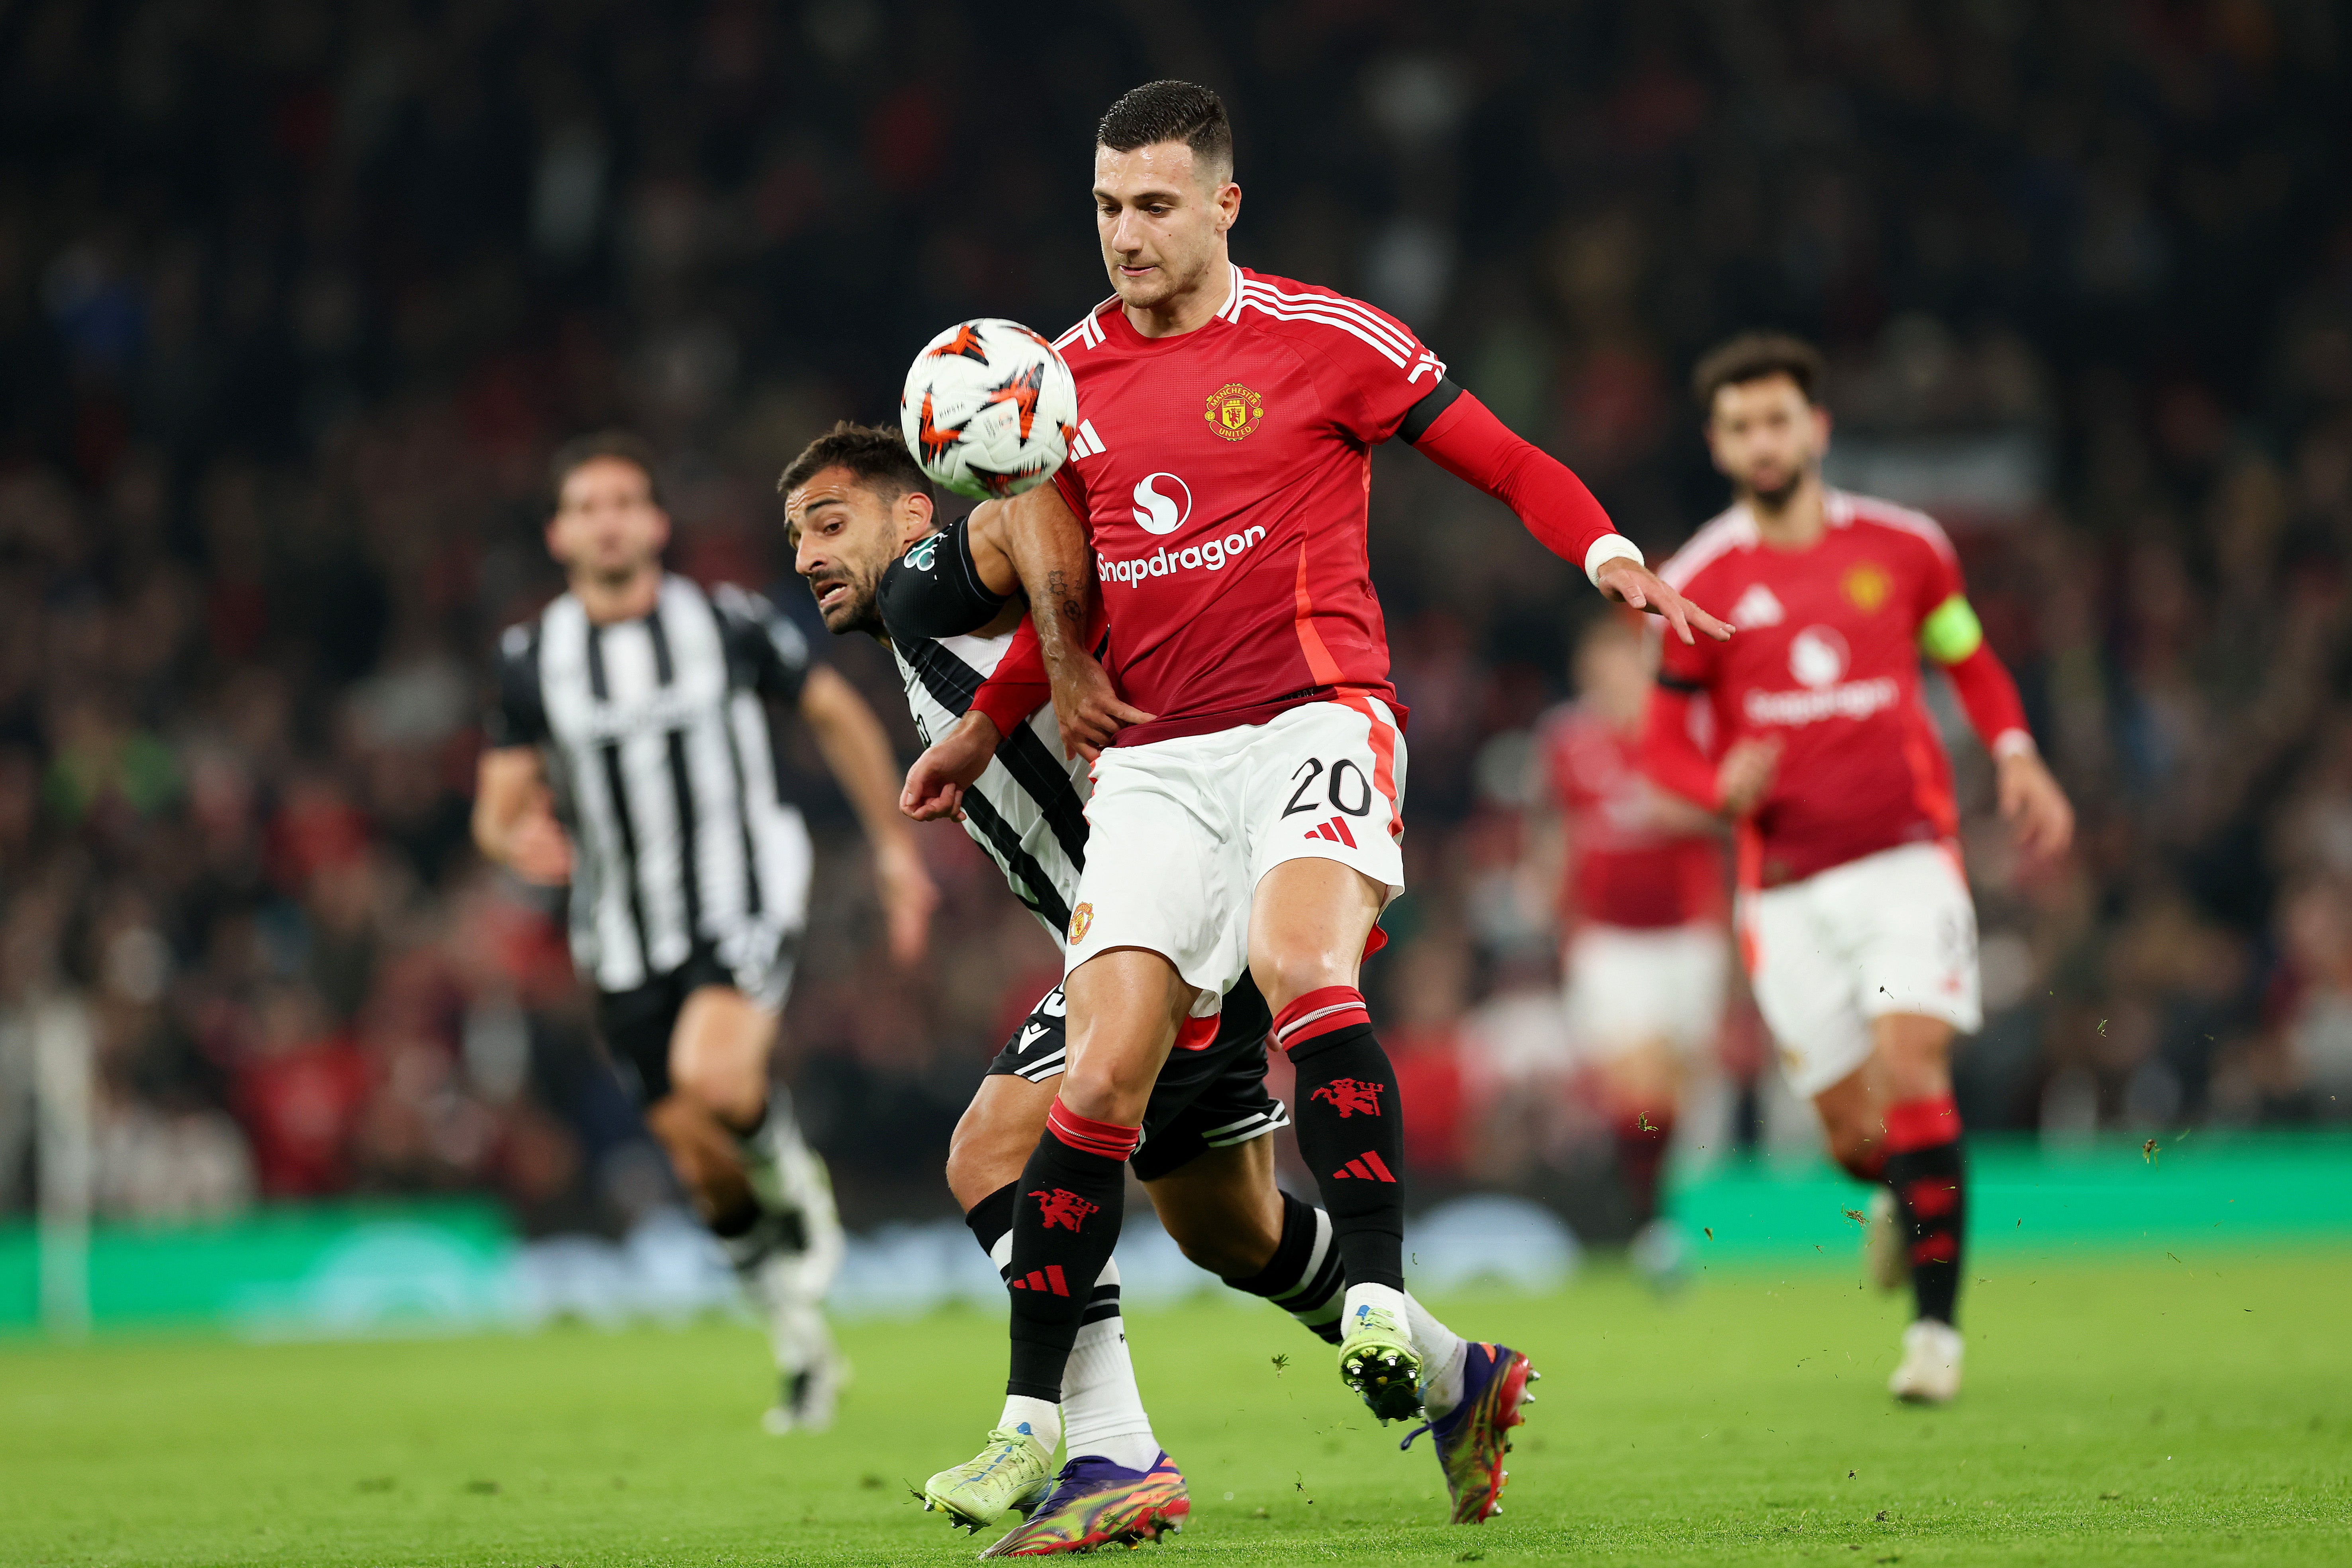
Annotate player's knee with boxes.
[1251,948,1352,1016]
[1824,1116,1883,1181]
[1056,1053,1151,1128]
[668,1058,766,1131]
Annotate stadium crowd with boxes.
[2,1,2348,1234]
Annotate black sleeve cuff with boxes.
[1655,672,1706,695]
[879,514,1010,641]
[1397,377,1465,445]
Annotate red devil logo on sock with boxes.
[1310,1078,1383,1117]
[1029,1188,1100,1232]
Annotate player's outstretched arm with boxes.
[1407,387,1731,645]
[800,664,940,964]
[996,479,1152,760]
[472,747,574,885]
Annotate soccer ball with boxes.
[899,318,1078,501]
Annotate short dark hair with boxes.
[776,421,931,511]
[1691,332,1826,412]
[549,429,661,509]
[1097,80,1233,179]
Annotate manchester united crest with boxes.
[1843,562,1892,614]
[1203,382,1265,441]
[1068,901,1094,944]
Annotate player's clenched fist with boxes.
[504,808,575,885]
[1714,737,1781,818]
[873,837,939,967]
[1048,653,1156,763]
[1996,749,2073,865]
[901,710,1002,822]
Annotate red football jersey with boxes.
[1540,701,1725,929]
[1650,491,1970,888]
[1050,266,1447,741]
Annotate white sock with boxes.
[1059,1265,1160,1470]
[1406,1293,1470,1415]
[1343,1281,1410,1332]
[997,1394,1061,1454]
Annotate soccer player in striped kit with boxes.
[1641,335,2074,1402]
[781,421,1493,1550]
[473,431,937,1433]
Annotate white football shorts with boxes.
[1564,921,1730,1063]
[1064,694,1407,1008]
[1739,840,1981,1100]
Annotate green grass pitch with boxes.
[3,1248,2345,1566]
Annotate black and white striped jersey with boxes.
[488,574,816,996]
[890,628,1088,947]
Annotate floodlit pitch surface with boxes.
[2,1251,2344,1566]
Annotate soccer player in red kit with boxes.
[1535,616,1728,1276]
[906,80,1728,1532]
[1640,333,2073,1403]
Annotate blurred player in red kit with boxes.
[902,79,1730,1536]
[1533,615,1727,1280]
[1641,333,2073,1403]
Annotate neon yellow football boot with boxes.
[920,1425,1055,1534]
[1338,1298,1425,1422]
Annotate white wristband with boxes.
[1584,533,1645,587]
[1992,730,2037,761]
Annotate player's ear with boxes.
[897,487,935,545]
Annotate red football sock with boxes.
[1882,1095,1966,1326]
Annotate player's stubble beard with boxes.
[582,546,658,601]
[809,566,884,638]
[1740,458,1811,516]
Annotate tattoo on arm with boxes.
[1043,569,1086,655]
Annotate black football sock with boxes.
[1004,1102,1138,1401]
[1224,1191,1349,1343]
[1274,987,1406,1293]
[1883,1095,1966,1327]
[964,1179,1020,1267]
[1615,1110,1674,1229]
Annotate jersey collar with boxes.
[1100,263,1244,352]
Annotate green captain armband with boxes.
[1919,593,1984,665]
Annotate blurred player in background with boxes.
[904,78,1725,1529]
[1531,615,1728,1283]
[783,422,1496,1548]
[473,432,938,1433]
[1641,335,2073,1403]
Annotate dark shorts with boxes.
[988,972,1289,1182]
[596,940,792,1106]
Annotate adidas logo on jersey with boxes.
[1067,419,1108,460]
[1332,1151,1398,1182]
[1303,816,1359,848]
[1730,582,1786,628]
